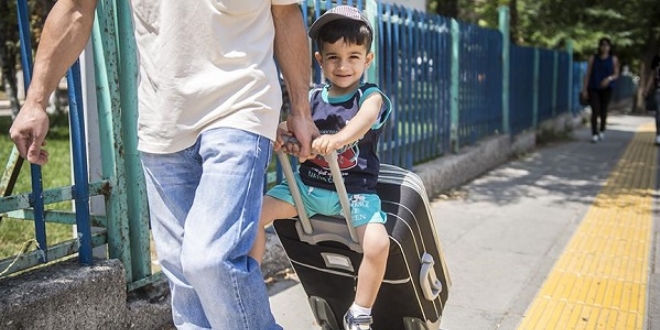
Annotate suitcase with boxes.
[272,151,451,330]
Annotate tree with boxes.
[0,0,55,117]
[428,0,458,18]
[428,0,660,110]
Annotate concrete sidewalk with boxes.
[267,113,659,330]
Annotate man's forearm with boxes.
[272,4,311,117]
[26,0,97,109]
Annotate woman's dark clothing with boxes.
[589,55,616,89]
[588,87,612,135]
[588,55,615,135]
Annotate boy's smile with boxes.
[315,40,374,96]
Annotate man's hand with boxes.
[286,112,319,162]
[275,121,301,155]
[9,101,50,165]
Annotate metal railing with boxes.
[2,0,635,291]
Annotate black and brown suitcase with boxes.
[272,151,451,330]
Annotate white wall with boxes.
[390,0,426,12]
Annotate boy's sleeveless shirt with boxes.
[298,83,391,194]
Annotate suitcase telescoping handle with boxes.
[275,150,360,244]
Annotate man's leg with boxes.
[180,128,281,330]
[141,148,210,329]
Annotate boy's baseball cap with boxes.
[308,5,373,39]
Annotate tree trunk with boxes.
[434,0,458,18]
[509,0,519,44]
[0,0,21,118]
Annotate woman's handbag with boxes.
[579,93,590,106]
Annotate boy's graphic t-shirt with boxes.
[299,83,391,194]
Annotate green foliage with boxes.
[0,115,73,260]
[428,0,660,70]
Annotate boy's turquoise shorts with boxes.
[267,173,387,228]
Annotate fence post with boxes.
[552,50,558,117]
[366,0,378,84]
[92,0,133,282]
[450,19,460,153]
[116,0,152,282]
[533,48,540,127]
[498,6,510,135]
[566,40,574,114]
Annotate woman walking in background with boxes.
[581,37,620,143]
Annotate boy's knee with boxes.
[363,232,390,259]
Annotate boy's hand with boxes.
[312,134,344,155]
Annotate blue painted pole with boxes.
[498,6,510,135]
[16,0,47,262]
[66,62,93,265]
[450,18,460,153]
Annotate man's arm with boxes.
[271,4,318,161]
[9,0,97,165]
[644,57,659,96]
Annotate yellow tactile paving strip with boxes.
[518,123,657,330]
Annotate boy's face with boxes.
[315,39,373,95]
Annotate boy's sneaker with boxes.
[591,135,599,143]
[599,132,605,141]
[343,311,372,330]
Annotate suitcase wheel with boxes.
[309,296,341,330]
[403,317,441,330]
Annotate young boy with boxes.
[249,6,392,330]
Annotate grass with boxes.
[0,115,75,260]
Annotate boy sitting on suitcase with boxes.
[249,6,392,330]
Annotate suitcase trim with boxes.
[290,259,412,285]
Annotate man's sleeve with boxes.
[272,0,301,5]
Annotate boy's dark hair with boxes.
[315,19,372,53]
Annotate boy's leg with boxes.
[354,223,390,309]
[249,195,297,264]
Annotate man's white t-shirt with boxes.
[130,0,298,153]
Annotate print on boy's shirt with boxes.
[309,129,360,171]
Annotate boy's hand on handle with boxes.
[312,134,344,155]
[9,101,50,165]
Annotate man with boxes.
[643,52,660,145]
[9,1,317,329]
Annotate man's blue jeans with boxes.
[141,128,281,330]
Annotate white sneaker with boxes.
[655,135,660,145]
[591,135,599,143]
[599,132,605,141]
